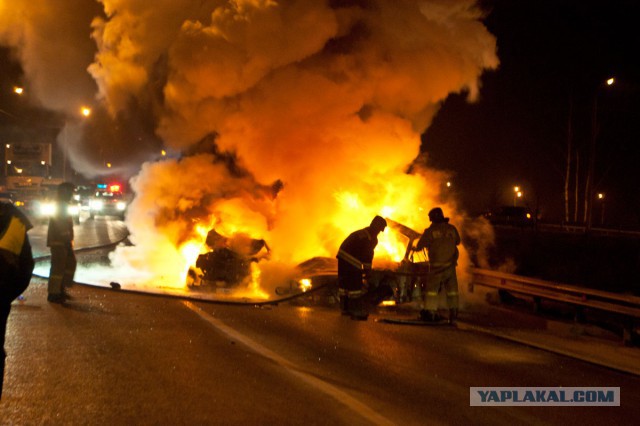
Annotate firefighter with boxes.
[47,182,77,303]
[0,201,34,399]
[336,215,387,320]
[413,207,461,323]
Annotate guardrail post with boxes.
[498,289,516,303]
[623,318,637,347]
[532,297,542,313]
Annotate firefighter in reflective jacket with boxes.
[336,215,387,320]
[0,201,34,399]
[413,207,460,323]
[47,182,76,303]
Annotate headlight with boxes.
[116,201,127,211]
[39,202,57,216]
[68,205,80,215]
[90,200,104,210]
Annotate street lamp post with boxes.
[585,77,614,231]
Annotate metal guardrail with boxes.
[469,268,640,345]
[537,223,640,237]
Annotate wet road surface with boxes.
[1,219,639,424]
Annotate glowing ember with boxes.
[299,279,312,293]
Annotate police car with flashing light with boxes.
[88,183,129,220]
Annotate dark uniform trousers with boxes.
[48,244,76,296]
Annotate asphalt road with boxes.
[1,218,639,424]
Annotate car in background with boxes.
[31,197,81,224]
[10,188,81,224]
[75,184,96,214]
[483,206,534,227]
[89,190,129,220]
[20,197,80,224]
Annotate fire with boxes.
[299,278,312,292]
[0,1,499,297]
[179,241,202,276]
[376,229,409,263]
[229,262,269,300]
[248,263,268,299]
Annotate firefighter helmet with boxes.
[56,182,75,202]
[428,207,448,223]
[370,215,387,232]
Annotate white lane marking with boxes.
[184,301,395,426]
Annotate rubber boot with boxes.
[339,296,350,316]
[349,297,368,321]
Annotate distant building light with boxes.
[6,160,11,165]
[41,161,46,165]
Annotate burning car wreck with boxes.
[184,218,431,309]
[280,219,432,308]
[188,229,270,290]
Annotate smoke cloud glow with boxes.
[1,0,498,296]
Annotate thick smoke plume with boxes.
[1,0,498,292]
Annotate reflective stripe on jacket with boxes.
[336,228,376,271]
[0,216,27,256]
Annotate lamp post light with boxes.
[513,186,523,206]
[62,106,93,181]
[597,192,606,225]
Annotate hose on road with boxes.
[32,238,334,307]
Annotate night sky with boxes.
[424,0,640,226]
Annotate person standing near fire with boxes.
[47,182,77,303]
[0,200,34,399]
[413,207,461,324]
[336,215,387,320]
